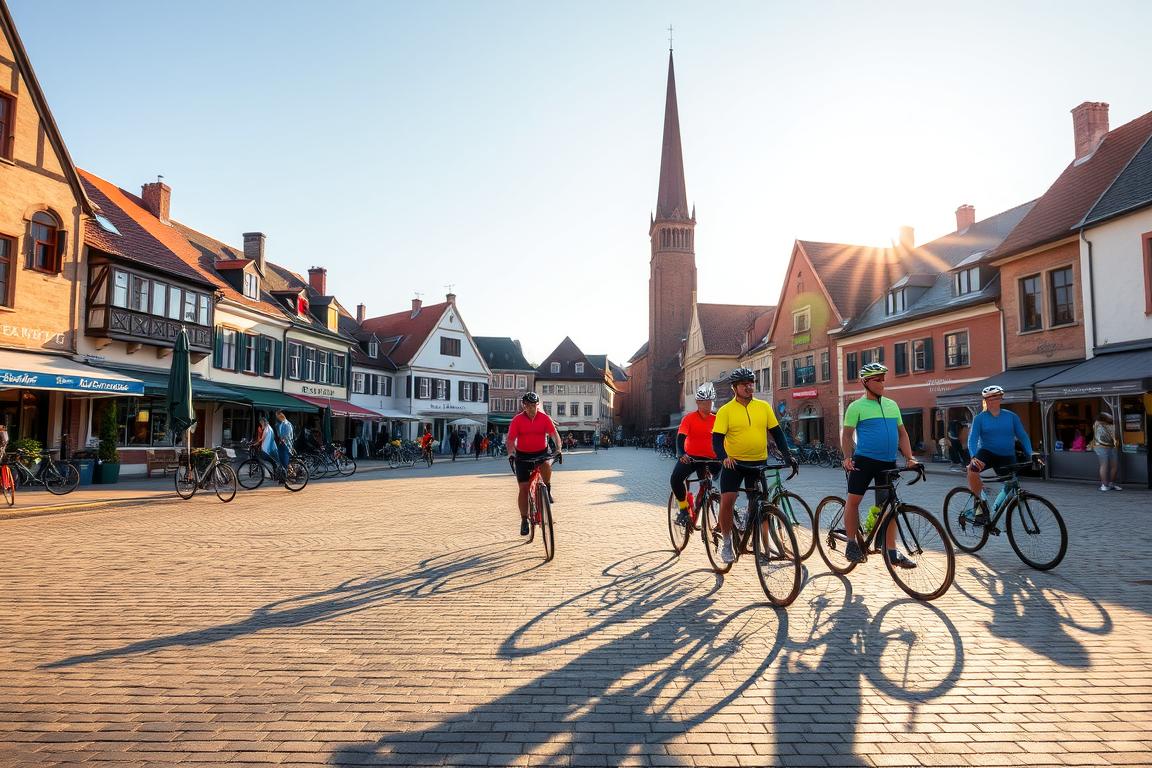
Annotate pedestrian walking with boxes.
[450,429,462,461]
[1092,411,1122,491]
[473,432,484,460]
[275,411,294,474]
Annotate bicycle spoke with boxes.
[1006,494,1067,571]
[882,505,954,602]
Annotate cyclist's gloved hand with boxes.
[554,452,563,465]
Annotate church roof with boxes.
[654,50,690,221]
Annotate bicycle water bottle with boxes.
[992,485,1008,515]
[864,505,881,535]
[685,491,695,512]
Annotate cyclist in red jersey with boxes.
[507,392,563,536]
[671,383,722,527]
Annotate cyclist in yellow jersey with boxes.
[712,367,798,563]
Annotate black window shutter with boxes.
[55,230,67,271]
[234,334,245,372]
[459,381,465,400]
[878,346,885,363]
[894,343,907,375]
[924,338,935,371]
[443,378,451,400]
[406,375,412,398]
[273,340,282,379]
[846,352,857,381]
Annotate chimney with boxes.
[411,297,423,315]
[356,303,366,323]
[446,292,456,305]
[243,232,266,274]
[140,181,171,223]
[1072,102,1109,160]
[307,266,327,295]
[898,225,915,250]
[955,205,976,233]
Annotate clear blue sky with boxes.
[10,0,1152,366]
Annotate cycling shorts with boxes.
[970,449,1016,477]
[513,450,551,483]
[847,455,896,496]
[719,461,764,494]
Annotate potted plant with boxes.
[95,404,121,484]
[10,437,43,469]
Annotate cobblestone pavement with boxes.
[0,449,1149,767]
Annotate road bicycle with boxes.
[175,447,238,502]
[421,444,435,467]
[235,441,309,492]
[0,452,14,507]
[666,460,720,554]
[380,442,418,468]
[942,459,1066,570]
[815,465,954,601]
[5,448,80,495]
[700,461,802,607]
[515,452,561,562]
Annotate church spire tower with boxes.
[646,47,697,427]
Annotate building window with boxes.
[893,342,908,375]
[261,338,275,376]
[0,235,11,306]
[516,375,527,390]
[304,347,316,380]
[353,372,366,394]
[912,338,934,372]
[570,400,579,415]
[367,341,378,359]
[243,334,257,373]
[860,346,883,365]
[417,377,431,399]
[287,342,301,379]
[575,362,585,374]
[886,289,906,315]
[0,93,13,160]
[435,378,447,400]
[182,292,197,324]
[150,280,167,316]
[955,267,979,296]
[543,402,552,415]
[584,402,593,417]
[167,286,181,320]
[845,352,857,382]
[440,337,461,356]
[780,359,790,388]
[550,362,561,374]
[333,355,345,386]
[944,331,969,368]
[130,275,149,312]
[1049,267,1075,326]
[317,350,329,383]
[820,351,830,382]
[761,367,771,391]
[219,329,237,370]
[29,212,62,273]
[1020,274,1042,332]
[793,306,811,334]
[794,355,815,386]
[243,272,259,299]
[504,398,515,412]
[557,402,566,416]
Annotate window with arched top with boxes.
[30,211,63,273]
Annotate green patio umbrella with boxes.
[322,405,333,446]
[166,327,196,462]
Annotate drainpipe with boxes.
[1080,228,1098,354]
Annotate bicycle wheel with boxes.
[425,450,434,467]
[403,449,417,467]
[213,463,237,503]
[941,487,989,553]
[305,454,329,479]
[236,459,266,490]
[336,454,356,477]
[1,466,14,507]
[175,465,197,499]
[283,460,309,492]
[387,450,399,469]
[44,463,80,495]
[879,504,954,602]
[1006,493,1067,571]
[536,485,555,562]
[752,504,802,607]
[667,492,692,554]
[701,492,733,574]
[815,496,860,575]
[777,490,815,561]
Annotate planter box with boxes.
[94,463,121,484]
[70,459,96,486]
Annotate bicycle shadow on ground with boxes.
[774,574,965,766]
[41,540,539,669]
[952,563,1111,668]
[329,550,792,766]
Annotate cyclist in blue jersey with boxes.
[967,384,1038,525]
[839,363,919,566]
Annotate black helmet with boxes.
[521,392,540,404]
[728,367,756,384]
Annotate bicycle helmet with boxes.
[521,391,540,404]
[859,363,888,381]
[728,367,756,384]
[695,383,716,401]
[981,384,1005,398]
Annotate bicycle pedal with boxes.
[988,526,1001,536]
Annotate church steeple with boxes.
[655,50,690,221]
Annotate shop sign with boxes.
[1124,413,1143,431]
[793,333,811,346]
[0,369,144,395]
[2,324,68,349]
[792,389,818,399]
[926,378,953,393]
[299,385,338,397]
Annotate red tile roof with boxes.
[360,302,450,366]
[799,241,905,321]
[992,109,1152,260]
[697,303,774,356]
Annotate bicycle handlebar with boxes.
[738,462,799,482]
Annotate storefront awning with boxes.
[219,384,317,413]
[487,414,516,425]
[1034,349,1152,400]
[371,408,420,421]
[0,350,146,395]
[94,366,248,402]
[294,394,385,419]
[935,363,1079,407]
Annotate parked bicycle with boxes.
[4,448,79,495]
[815,465,954,601]
[942,458,1066,570]
[517,452,561,562]
[380,441,418,468]
[174,447,238,502]
[700,461,803,608]
[0,452,14,506]
[235,440,309,492]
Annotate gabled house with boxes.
[535,337,617,445]
[585,354,627,443]
[736,306,778,411]
[682,297,774,414]
[341,303,407,450]
[474,336,536,437]
[360,294,490,446]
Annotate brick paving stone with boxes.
[0,452,1149,767]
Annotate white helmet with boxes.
[695,383,716,401]
[981,385,1005,398]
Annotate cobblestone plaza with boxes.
[0,450,1149,767]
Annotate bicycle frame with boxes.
[845,466,924,554]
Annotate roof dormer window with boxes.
[575,362,584,374]
[886,289,906,315]
[368,341,379,359]
[297,296,309,316]
[243,271,259,299]
[955,266,979,296]
[550,362,561,374]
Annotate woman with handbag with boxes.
[1092,412,1121,491]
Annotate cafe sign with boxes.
[792,389,818,399]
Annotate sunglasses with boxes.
[865,376,886,383]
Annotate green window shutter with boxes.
[213,328,223,369]
[878,346,885,363]
[923,338,935,371]
[273,340,282,379]
[235,334,246,372]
